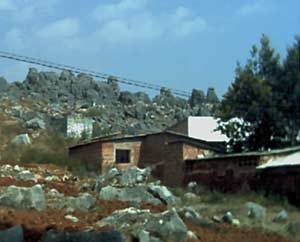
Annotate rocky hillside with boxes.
[0,163,298,242]
[0,68,219,137]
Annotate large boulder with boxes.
[178,207,212,228]
[41,230,124,242]
[99,186,161,205]
[0,76,8,92]
[273,210,288,223]
[100,207,188,242]
[0,225,23,242]
[11,134,31,146]
[147,184,179,205]
[50,193,96,211]
[206,87,219,103]
[189,89,205,108]
[0,185,46,211]
[16,170,36,182]
[119,166,151,186]
[25,117,46,129]
[245,202,266,222]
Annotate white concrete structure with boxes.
[168,116,228,142]
[257,151,300,169]
[187,117,228,142]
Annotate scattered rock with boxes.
[148,184,179,205]
[47,189,63,198]
[53,193,96,211]
[245,202,266,222]
[25,117,46,129]
[183,192,199,202]
[0,184,46,211]
[99,185,161,205]
[65,214,79,223]
[179,207,212,228]
[273,210,288,223]
[100,207,188,242]
[16,170,36,182]
[119,166,151,186]
[0,225,24,242]
[11,134,31,146]
[41,229,124,242]
[222,211,234,224]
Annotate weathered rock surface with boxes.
[99,207,188,242]
[0,225,24,242]
[99,185,161,205]
[245,202,266,222]
[0,184,46,211]
[41,230,124,242]
[11,134,31,146]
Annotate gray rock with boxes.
[94,168,120,192]
[222,211,234,224]
[206,87,219,103]
[25,117,46,129]
[62,193,96,211]
[41,230,124,242]
[145,208,188,242]
[99,186,161,205]
[245,202,266,221]
[100,207,187,242]
[47,189,64,198]
[16,170,36,182]
[0,225,24,242]
[189,89,205,108]
[11,134,31,146]
[179,207,212,228]
[119,166,151,186]
[273,210,288,222]
[0,185,46,211]
[65,214,79,223]
[0,76,8,92]
[148,184,179,205]
[183,192,199,202]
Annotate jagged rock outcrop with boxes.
[1,69,220,138]
[0,76,8,92]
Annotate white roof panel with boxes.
[257,151,300,169]
[187,116,229,142]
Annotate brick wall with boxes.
[101,140,142,172]
[184,156,262,191]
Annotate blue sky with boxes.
[0,0,299,97]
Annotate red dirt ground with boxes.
[0,162,298,242]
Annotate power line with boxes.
[0,50,192,97]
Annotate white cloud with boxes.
[0,0,58,22]
[93,0,148,23]
[4,28,25,50]
[92,1,207,43]
[237,1,267,16]
[37,18,80,40]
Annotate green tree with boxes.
[217,35,288,151]
[280,37,300,145]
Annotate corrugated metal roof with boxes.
[257,151,300,169]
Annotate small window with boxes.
[116,149,130,164]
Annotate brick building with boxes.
[69,131,224,186]
[184,146,300,192]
